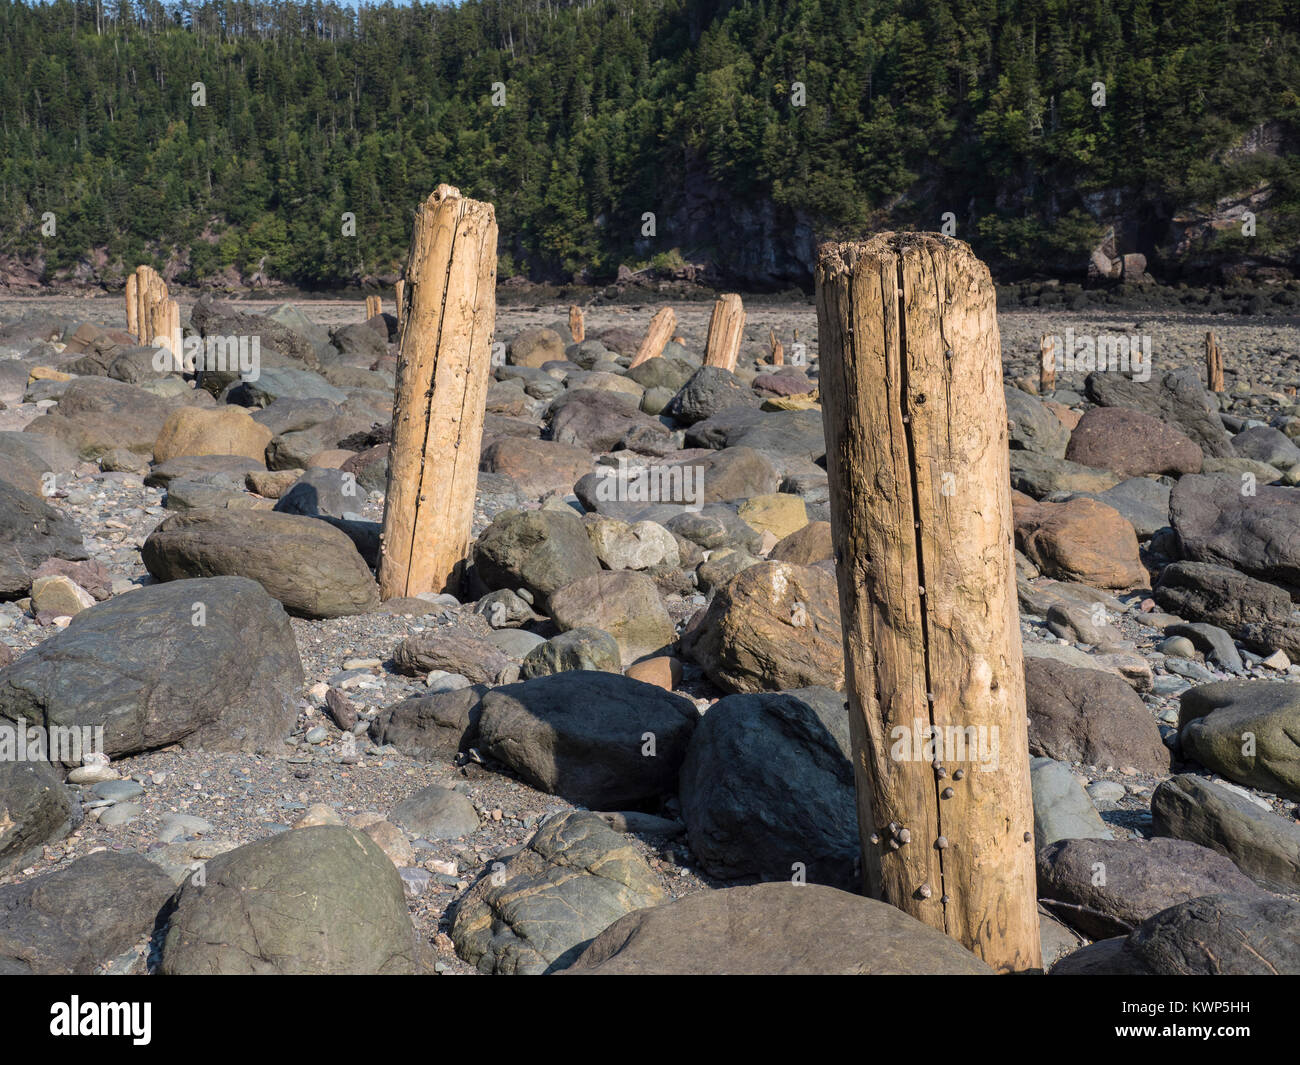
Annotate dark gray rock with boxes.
[1170,473,1300,588]
[367,685,487,760]
[0,759,79,877]
[520,627,622,678]
[472,508,601,612]
[0,480,88,598]
[1179,680,1300,799]
[390,785,479,839]
[1006,386,1069,457]
[1085,367,1233,457]
[272,467,366,520]
[664,366,756,425]
[1154,560,1300,658]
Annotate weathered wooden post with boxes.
[1039,334,1055,394]
[816,232,1041,973]
[630,306,676,368]
[378,184,497,599]
[569,304,585,344]
[769,326,784,366]
[125,273,139,341]
[395,280,406,321]
[365,294,382,320]
[1206,331,1224,392]
[703,293,745,369]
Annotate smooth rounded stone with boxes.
[476,672,697,807]
[1163,622,1244,672]
[1154,560,1300,660]
[679,687,857,888]
[1178,680,1300,799]
[1200,455,1285,482]
[663,366,756,425]
[0,480,88,598]
[158,813,214,843]
[1163,657,1218,683]
[363,820,415,867]
[152,405,272,465]
[507,326,566,368]
[271,466,364,520]
[623,655,682,691]
[625,356,694,392]
[769,520,833,565]
[584,516,679,570]
[1037,836,1266,940]
[1006,386,1070,457]
[521,627,622,679]
[1030,757,1114,847]
[26,376,194,460]
[547,388,669,453]
[390,785,479,840]
[242,366,349,407]
[640,386,674,415]
[1159,635,1197,658]
[1065,406,1203,478]
[662,506,762,552]
[98,802,142,827]
[392,629,513,685]
[473,508,601,612]
[1025,658,1169,774]
[682,561,844,693]
[304,726,329,744]
[474,588,542,630]
[1044,602,1123,645]
[484,627,547,659]
[29,574,95,619]
[451,810,666,975]
[0,577,303,764]
[561,882,994,975]
[91,778,145,802]
[399,866,432,898]
[548,570,675,667]
[0,850,175,975]
[736,492,807,539]
[145,453,264,489]
[294,803,344,828]
[480,436,594,500]
[1170,473,1300,588]
[0,430,79,495]
[1060,476,1172,540]
[1084,367,1233,457]
[161,826,419,974]
[1152,773,1300,891]
[685,406,825,464]
[368,685,487,761]
[1008,451,1121,499]
[1231,424,1300,469]
[66,764,119,785]
[0,759,79,876]
[1013,495,1147,589]
[142,509,379,618]
[1086,780,1127,803]
[425,670,472,693]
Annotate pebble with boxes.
[1158,635,1196,658]
[342,657,383,670]
[1262,650,1292,670]
[158,813,215,843]
[98,802,143,827]
[1086,780,1127,803]
[67,764,120,785]
[305,726,329,744]
[91,778,145,802]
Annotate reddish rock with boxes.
[1065,407,1202,478]
[1014,496,1148,590]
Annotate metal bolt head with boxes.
[1023,831,1032,843]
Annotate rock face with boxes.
[142,509,379,617]
[1178,681,1300,799]
[390,785,480,840]
[152,405,273,464]
[1064,406,1202,478]
[679,687,857,888]
[0,850,175,975]
[1152,774,1300,892]
[548,570,676,666]
[1014,496,1147,589]
[0,480,89,598]
[472,509,601,611]
[161,826,419,975]
[451,811,665,975]
[1084,367,1233,457]
[664,366,755,425]
[475,672,697,807]
[562,882,995,975]
[0,759,79,877]
[0,577,302,762]
[1037,837,1264,940]
[1025,658,1169,773]
[1170,474,1300,588]
[683,561,844,692]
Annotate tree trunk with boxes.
[629,306,676,368]
[703,293,745,370]
[1206,331,1224,392]
[569,304,585,344]
[815,232,1041,973]
[378,185,498,600]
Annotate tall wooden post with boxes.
[125,273,139,340]
[395,280,406,321]
[703,293,745,370]
[1039,334,1055,394]
[1206,331,1224,392]
[630,306,676,368]
[769,326,784,366]
[816,232,1040,973]
[365,294,382,320]
[379,184,497,599]
[569,304,585,344]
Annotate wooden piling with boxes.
[1206,331,1224,392]
[630,307,677,368]
[703,293,745,370]
[569,304,585,344]
[1039,334,1055,394]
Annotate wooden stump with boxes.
[815,232,1040,973]
[125,273,139,341]
[569,304,585,344]
[630,307,676,368]
[1206,331,1224,392]
[769,326,784,366]
[378,184,497,599]
[703,293,745,370]
[1039,334,1055,394]
[366,295,382,320]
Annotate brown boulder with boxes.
[1065,406,1202,478]
[1014,497,1148,590]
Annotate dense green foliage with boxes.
[1,0,1297,287]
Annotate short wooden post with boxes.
[1206,331,1224,392]
[769,326,784,366]
[816,232,1041,973]
[1039,334,1055,394]
[125,273,139,340]
[569,304,585,344]
[629,306,676,368]
[704,293,745,370]
[379,184,497,599]
[366,294,382,320]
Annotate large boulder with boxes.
[472,509,601,611]
[451,811,665,974]
[0,480,88,599]
[1178,681,1300,799]
[0,577,303,763]
[475,672,697,807]
[1025,658,1169,773]
[367,685,487,761]
[160,826,419,974]
[683,561,844,693]
[664,366,756,425]
[1009,452,1121,498]
[1170,474,1300,588]
[152,405,273,464]
[1065,406,1202,478]
[1006,386,1070,457]
[0,759,79,877]
[1013,496,1147,589]
[548,389,670,453]
[679,687,857,887]
[685,406,825,464]
[479,437,594,499]
[0,431,79,496]
[1154,560,1300,658]
[190,293,322,372]
[563,883,995,975]
[1084,367,1233,457]
[271,467,366,520]
[1030,757,1113,847]
[548,571,675,666]
[507,326,566,368]
[142,509,379,617]
[392,629,514,685]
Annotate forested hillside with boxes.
[1,0,1297,289]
